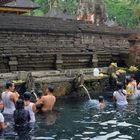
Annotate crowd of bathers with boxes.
[0,75,140,138]
[98,75,140,110]
[0,80,56,137]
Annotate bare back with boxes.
[39,94,56,112]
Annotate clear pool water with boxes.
[3,98,140,140]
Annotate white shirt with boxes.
[24,102,35,123]
[113,90,128,106]
[0,113,4,123]
[2,91,15,114]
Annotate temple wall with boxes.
[0,30,129,73]
[128,33,140,66]
[0,14,131,73]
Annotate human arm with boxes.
[32,103,36,112]
[138,83,140,90]
[113,96,116,102]
[0,100,3,110]
[36,97,43,105]
[113,92,117,102]
[0,122,7,129]
[0,113,7,129]
[10,92,19,104]
[123,90,127,96]
[35,96,44,110]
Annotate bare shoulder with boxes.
[10,91,18,97]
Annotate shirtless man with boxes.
[1,81,19,122]
[36,85,56,112]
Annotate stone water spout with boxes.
[79,84,91,100]
[74,70,91,100]
[22,72,38,101]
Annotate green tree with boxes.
[32,0,140,27]
[32,0,50,16]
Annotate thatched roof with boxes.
[0,0,13,5]
[0,14,135,35]
[45,7,76,20]
[2,0,39,9]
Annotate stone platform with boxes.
[0,68,111,98]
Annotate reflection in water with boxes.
[36,110,59,126]
[2,98,140,139]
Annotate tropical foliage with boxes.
[32,0,140,27]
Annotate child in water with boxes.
[98,96,105,109]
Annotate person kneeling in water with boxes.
[36,84,56,112]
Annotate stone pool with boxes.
[3,97,140,140]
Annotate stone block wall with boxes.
[0,31,129,72]
[0,14,130,73]
[128,33,140,66]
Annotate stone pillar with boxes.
[56,54,63,70]
[92,54,98,67]
[9,57,18,71]
[128,33,140,66]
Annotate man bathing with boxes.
[1,81,19,122]
[36,84,56,112]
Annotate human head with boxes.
[126,77,132,84]
[15,99,24,110]
[48,84,54,93]
[37,90,43,98]
[130,75,136,81]
[116,82,123,90]
[23,91,31,101]
[98,96,104,103]
[6,80,15,91]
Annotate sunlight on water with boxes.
[119,135,133,139]
[33,137,55,140]
[93,131,120,140]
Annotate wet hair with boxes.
[48,84,54,93]
[126,77,132,85]
[130,74,136,80]
[23,92,31,101]
[15,99,24,110]
[37,90,43,98]
[116,82,125,96]
[6,80,13,89]
[98,96,104,103]
[116,82,123,90]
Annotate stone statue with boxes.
[77,0,94,23]
[73,70,84,89]
[76,0,106,24]
[93,0,107,26]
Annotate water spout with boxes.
[31,89,38,101]
[80,84,91,100]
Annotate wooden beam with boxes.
[0,7,31,13]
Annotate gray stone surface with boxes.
[0,14,131,73]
